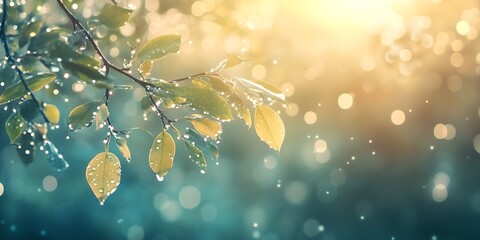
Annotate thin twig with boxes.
[104,88,118,135]
[56,0,176,125]
[0,0,50,124]
[147,91,175,129]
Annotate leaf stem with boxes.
[104,88,118,136]
[0,0,50,124]
[147,91,175,130]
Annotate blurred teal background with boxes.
[2,0,480,239]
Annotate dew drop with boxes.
[87,170,95,176]
[156,174,164,182]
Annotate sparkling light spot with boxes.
[263,155,278,169]
[450,52,464,67]
[456,20,470,36]
[433,124,448,139]
[304,111,317,124]
[252,64,267,80]
[72,82,85,92]
[42,175,57,192]
[434,172,450,186]
[338,93,353,110]
[0,182,4,197]
[432,184,448,202]
[314,139,327,153]
[127,225,144,240]
[191,1,206,17]
[361,57,375,71]
[391,110,405,125]
[179,186,201,209]
[285,103,299,117]
[281,82,295,97]
[303,219,321,237]
[284,181,308,205]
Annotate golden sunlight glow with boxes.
[288,0,407,35]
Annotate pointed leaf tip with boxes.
[115,137,131,162]
[254,105,285,151]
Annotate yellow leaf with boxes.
[139,61,153,78]
[149,131,175,181]
[44,104,60,125]
[254,105,285,151]
[240,108,252,128]
[95,103,109,130]
[224,54,246,68]
[115,137,131,162]
[190,118,222,140]
[85,152,121,205]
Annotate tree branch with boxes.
[55,0,176,126]
[55,0,155,88]
[1,0,50,124]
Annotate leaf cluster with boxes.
[0,0,286,205]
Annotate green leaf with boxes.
[15,131,36,166]
[44,104,60,125]
[115,137,131,162]
[136,34,181,61]
[19,55,43,73]
[5,111,25,143]
[189,116,222,140]
[232,77,286,103]
[186,129,219,163]
[195,75,250,123]
[184,139,207,172]
[0,64,17,85]
[0,72,57,105]
[28,73,57,91]
[152,90,186,108]
[149,131,175,181]
[43,141,69,171]
[68,101,100,131]
[169,86,233,120]
[28,29,66,52]
[95,103,109,130]
[254,105,285,151]
[19,20,43,47]
[61,61,112,88]
[50,42,101,67]
[140,95,153,114]
[20,99,41,122]
[97,4,133,28]
[85,152,121,205]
